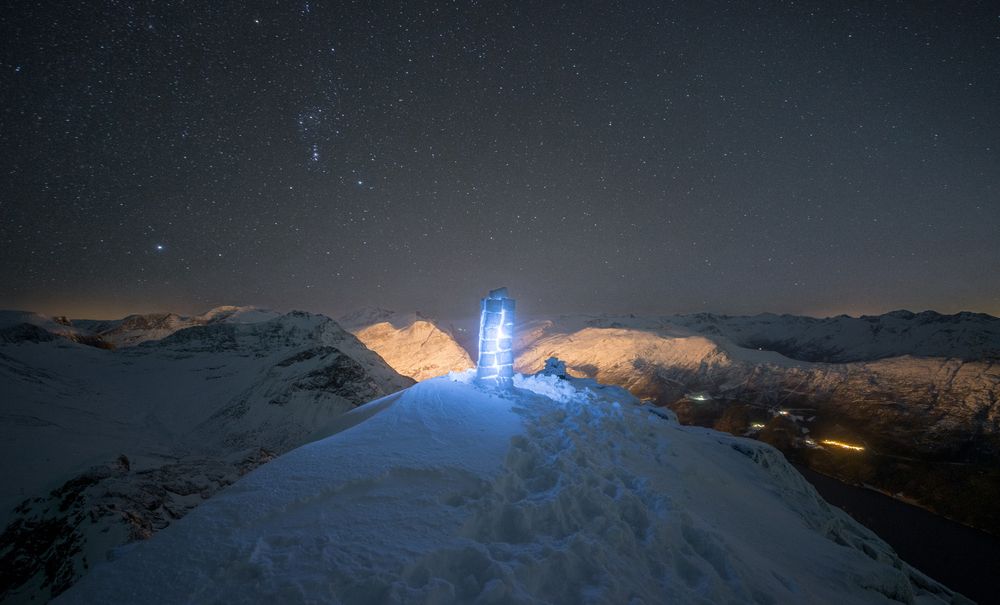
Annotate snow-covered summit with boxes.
[58,371,967,604]
[340,307,474,381]
[192,305,280,324]
[338,306,408,331]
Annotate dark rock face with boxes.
[295,352,386,405]
[268,346,398,407]
[0,452,278,602]
[713,404,756,435]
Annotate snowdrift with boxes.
[58,371,968,604]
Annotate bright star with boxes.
[155,244,165,251]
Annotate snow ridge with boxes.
[58,372,968,604]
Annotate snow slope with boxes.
[0,311,413,602]
[58,371,968,604]
[341,308,474,381]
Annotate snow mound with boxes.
[58,374,967,604]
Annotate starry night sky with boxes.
[2,1,999,320]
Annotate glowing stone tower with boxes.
[476,287,515,385]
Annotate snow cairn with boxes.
[476,287,515,386]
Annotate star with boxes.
[1,0,996,321]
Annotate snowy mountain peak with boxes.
[337,306,435,331]
[337,306,399,331]
[340,308,474,381]
[192,305,280,324]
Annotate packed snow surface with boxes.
[59,372,965,604]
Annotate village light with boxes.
[476,287,515,386]
[820,439,865,452]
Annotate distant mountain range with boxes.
[509,312,1000,537]
[660,309,1000,362]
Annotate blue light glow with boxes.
[476,287,515,385]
